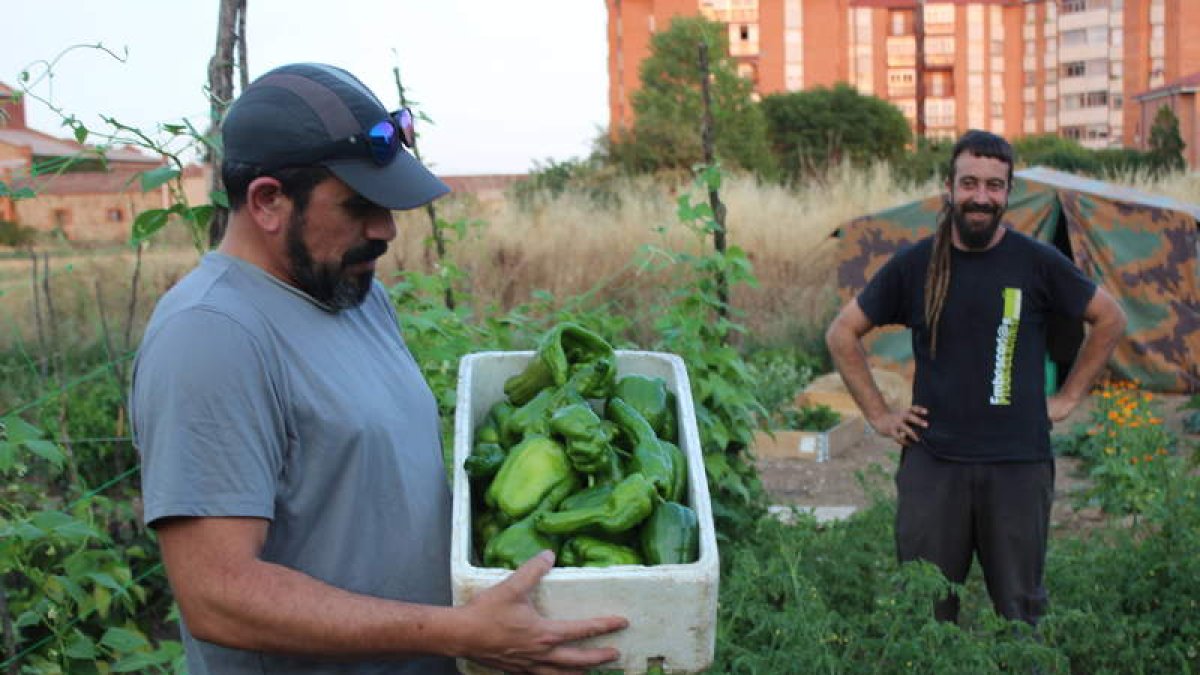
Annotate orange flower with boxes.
[1107,410,1120,421]
[1143,392,1154,401]
[1149,417,1162,425]
[1144,454,1154,462]
[1157,448,1168,456]
[1131,457,1139,465]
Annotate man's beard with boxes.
[951,202,1004,250]
[285,211,387,310]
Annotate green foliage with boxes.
[1014,134,1102,174]
[1055,382,1182,515]
[761,83,911,180]
[606,16,776,177]
[891,137,954,186]
[1148,105,1186,173]
[508,156,624,211]
[779,404,841,433]
[0,219,39,247]
[1013,133,1164,178]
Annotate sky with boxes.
[1,1,610,176]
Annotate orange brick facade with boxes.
[606,0,1200,160]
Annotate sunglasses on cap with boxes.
[261,108,415,169]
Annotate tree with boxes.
[760,83,911,179]
[606,16,775,176]
[1148,105,1186,173]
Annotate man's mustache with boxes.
[962,203,999,215]
[342,239,388,266]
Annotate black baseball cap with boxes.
[220,62,450,210]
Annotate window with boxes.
[889,9,912,36]
[1063,61,1085,78]
[1061,29,1087,47]
[1062,125,1084,140]
[106,208,124,223]
[1060,0,1088,13]
[52,209,71,228]
[888,69,916,98]
[928,70,953,97]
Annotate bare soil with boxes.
[756,393,1198,533]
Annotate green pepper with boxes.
[484,401,517,447]
[482,478,576,570]
[560,535,643,568]
[474,414,501,446]
[503,323,616,405]
[534,472,655,536]
[607,398,675,500]
[565,351,617,400]
[660,439,688,503]
[557,483,614,512]
[613,375,670,439]
[464,442,507,481]
[549,403,619,474]
[485,435,576,520]
[661,390,679,443]
[640,501,699,565]
[472,507,508,558]
[502,386,587,445]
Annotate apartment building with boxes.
[606,0,1200,154]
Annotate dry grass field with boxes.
[1,165,1195,353]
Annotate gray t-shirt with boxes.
[132,252,457,674]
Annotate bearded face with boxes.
[945,152,1012,251]
[285,208,387,310]
[951,199,1005,251]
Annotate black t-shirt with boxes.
[857,228,1096,462]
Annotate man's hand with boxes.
[459,550,628,675]
[869,405,929,446]
[1046,392,1081,423]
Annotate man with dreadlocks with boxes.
[825,130,1126,625]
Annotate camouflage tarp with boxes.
[837,167,1200,394]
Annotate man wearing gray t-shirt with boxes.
[131,62,626,674]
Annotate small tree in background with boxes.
[606,16,775,177]
[1148,105,1186,173]
[760,83,910,180]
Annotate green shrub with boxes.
[0,219,38,247]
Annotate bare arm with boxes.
[156,517,625,672]
[825,299,927,445]
[1047,287,1127,422]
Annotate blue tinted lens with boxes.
[394,109,415,147]
[366,120,399,165]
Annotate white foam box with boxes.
[451,350,720,674]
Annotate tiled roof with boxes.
[1134,71,1200,100]
[8,168,155,196]
[0,127,160,163]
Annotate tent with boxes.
[837,166,1200,394]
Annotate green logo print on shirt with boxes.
[989,288,1022,406]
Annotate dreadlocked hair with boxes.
[924,204,954,358]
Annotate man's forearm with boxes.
[177,557,464,659]
[1057,311,1124,403]
[827,329,890,423]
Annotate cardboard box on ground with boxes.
[751,369,912,462]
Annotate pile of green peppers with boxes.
[464,323,700,570]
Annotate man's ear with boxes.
[245,176,290,233]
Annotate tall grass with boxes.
[0,165,1192,355]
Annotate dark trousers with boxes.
[895,445,1054,624]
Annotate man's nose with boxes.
[366,209,397,242]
